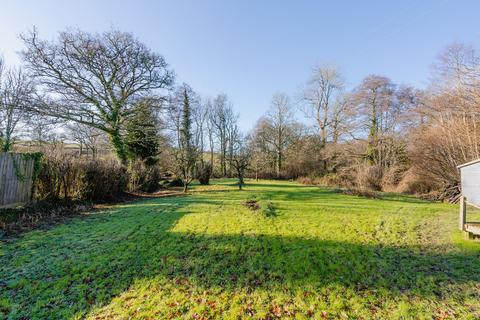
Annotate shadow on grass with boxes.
[1,197,478,319]
[224,182,306,189]
[378,193,436,204]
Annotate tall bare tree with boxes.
[205,98,216,166]
[301,65,344,146]
[264,93,295,178]
[250,118,276,179]
[408,43,480,198]
[230,134,251,190]
[211,94,237,176]
[21,28,174,164]
[0,65,34,152]
[192,96,208,165]
[352,75,397,165]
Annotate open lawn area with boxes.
[1,180,480,319]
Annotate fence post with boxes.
[459,196,467,231]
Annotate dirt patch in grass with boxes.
[244,198,261,211]
[243,196,277,217]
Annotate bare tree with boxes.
[192,97,208,165]
[352,75,399,165]
[205,98,216,166]
[408,43,480,199]
[21,28,174,164]
[66,122,107,159]
[330,93,356,144]
[301,65,344,146]
[211,94,238,176]
[263,93,295,178]
[0,66,34,152]
[230,134,251,190]
[250,118,276,179]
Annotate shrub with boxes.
[381,165,408,192]
[396,168,438,194]
[166,178,184,187]
[340,188,380,199]
[297,177,317,185]
[79,161,127,200]
[127,160,162,192]
[355,165,383,191]
[197,162,212,185]
[35,155,127,202]
[262,201,277,217]
[298,173,356,188]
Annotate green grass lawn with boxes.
[1,180,480,319]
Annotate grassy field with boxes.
[1,180,479,319]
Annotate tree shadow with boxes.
[1,197,479,319]
[230,182,308,189]
[378,193,437,204]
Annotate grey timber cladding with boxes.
[460,160,480,207]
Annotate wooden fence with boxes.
[0,153,35,208]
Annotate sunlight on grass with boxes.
[1,180,479,319]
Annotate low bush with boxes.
[35,155,127,202]
[165,178,184,188]
[127,160,162,192]
[396,168,438,195]
[340,188,380,199]
[297,176,317,185]
[298,173,354,188]
[355,165,383,191]
[381,165,408,192]
[416,191,443,202]
[79,161,127,200]
[197,162,212,185]
[262,201,277,217]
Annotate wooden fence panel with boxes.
[0,153,35,208]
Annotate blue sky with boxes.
[1,0,479,129]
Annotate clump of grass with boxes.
[262,201,277,217]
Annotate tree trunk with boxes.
[2,131,13,152]
[210,147,214,167]
[108,128,128,165]
[367,114,378,165]
[238,174,243,189]
[276,150,282,178]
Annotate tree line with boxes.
[0,28,478,198]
